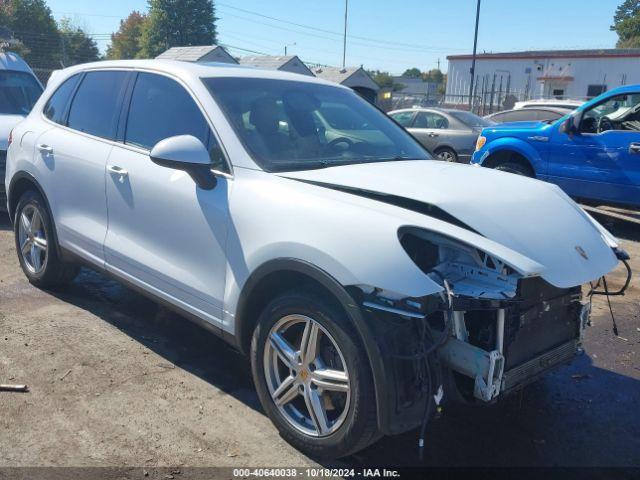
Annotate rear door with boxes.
[35,70,130,265]
[104,71,231,327]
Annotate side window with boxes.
[503,110,534,122]
[43,74,81,124]
[535,110,563,122]
[413,112,449,129]
[580,93,640,133]
[125,72,226,171]
[390,111,414,127]
[67,71,129,139]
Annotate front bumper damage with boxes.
[351,276,590,435]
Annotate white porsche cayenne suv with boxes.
[4,60,626,458]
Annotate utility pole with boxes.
[342,0,348,69]
[284,42,296,56]
[468,0,481,110]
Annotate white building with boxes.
[445,49,640,105]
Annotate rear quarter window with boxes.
[43,74,81,124]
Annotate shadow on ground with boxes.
[0,211,11,231]
[2,211,639,468]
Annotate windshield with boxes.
[585,93,640,121]
[449,110,495,128]
[203,77,430,172]
[0,70,42,115]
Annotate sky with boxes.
[46,0,622,74]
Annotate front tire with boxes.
[251,289,378,459]
[14,190,78,288]
[495,161,533,177]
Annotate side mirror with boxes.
[559,114,581,135]
[150,135,217,190]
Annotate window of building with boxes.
[587,84,607,98]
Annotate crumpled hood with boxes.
[281,160,619,288]
[0,114,25,150]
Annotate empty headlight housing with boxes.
[399,227,520,300]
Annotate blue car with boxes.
[472,85,640,208]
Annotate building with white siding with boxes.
[445,49,640,106]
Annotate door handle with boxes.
[36,144,53,154]
[629,142,640,154]
[428,133,439,138]
[107,165,129,182]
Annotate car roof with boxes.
[388,107,462,115]
[0,51,33,73]
[488,106,573,117]
[514,99,583,109]
[52,59,346,89]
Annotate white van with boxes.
[0,51,43,210]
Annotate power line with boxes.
[216,2,465,52]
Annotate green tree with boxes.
[107,11,147,59]
[611,0,640,47]
[139,0,218,58]
[402,67,422,78]
[0,0,60,68]
[422,68,444,85]
[58,18,100,66]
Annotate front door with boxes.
[547,91,640,207]
[104,72,232,326]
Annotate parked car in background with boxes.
[0,51,43,211]
[513,98,583,110]
[5,60,625,459]
[485,106,573,124]
[389,107,494,162]
[473,85,640,208]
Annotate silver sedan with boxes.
[389,108,495,163]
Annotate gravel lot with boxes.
[1,210,638,470]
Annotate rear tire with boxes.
[251,288,379,459]
[495,161,533,177]
[435,147,458,163]
[14,190,79,289]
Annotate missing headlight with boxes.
[398,227,521,300]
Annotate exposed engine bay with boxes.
[354,226,629,431]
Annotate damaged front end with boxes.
[350,227,597,435]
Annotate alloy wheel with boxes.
[17,204,48,275]
[264,314,351,437]
[437,150,456,162]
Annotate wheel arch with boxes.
[481,138,542,176]
[482,148,536,177]
[8,172,50,223]
[7,171,63,258]
[234,258,391,432]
